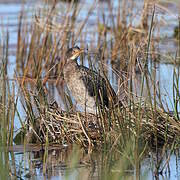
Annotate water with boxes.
[7,145,180,179]
[0,0,180,179]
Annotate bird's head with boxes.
[66,46,84,60]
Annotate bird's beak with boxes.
[71,48,84,60]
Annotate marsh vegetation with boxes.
[0,0,180,179]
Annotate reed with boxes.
[0,0,179,179]
[0,28,19,179]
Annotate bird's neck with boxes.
[64,58,78,69]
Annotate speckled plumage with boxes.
[63,46,116,114]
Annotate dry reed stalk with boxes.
[15,98,180,147]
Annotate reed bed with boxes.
[0,0,180,179]
[18,98,180,147]
[13,0,179,146]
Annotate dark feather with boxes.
[78,65,115,107]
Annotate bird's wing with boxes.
[78,65,116,107]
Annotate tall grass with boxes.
[0,0,179,179]
[0,29,19,179]
[0,30,10,180]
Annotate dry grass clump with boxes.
[15,96,180,149]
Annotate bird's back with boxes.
[78,65,116,108]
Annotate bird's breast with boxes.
[63,63,96,113]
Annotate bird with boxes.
[63,46,117,114]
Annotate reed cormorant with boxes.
[63,46,116,114]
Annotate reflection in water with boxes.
[7,145,180,179]
[9,145,97,179]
